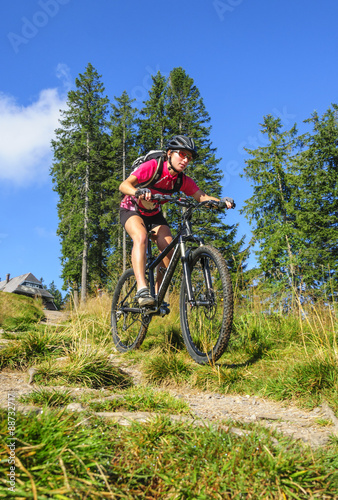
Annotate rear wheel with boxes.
[180,246,233,364]
[111,269,150,352]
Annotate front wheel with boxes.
[111,269,150,352]
[180,246,233,364]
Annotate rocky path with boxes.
[1,358,337,449]
[116,361,338,448]
[171,390,335,447]
[1,316,337,449]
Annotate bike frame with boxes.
[119,198,216,316]
[146,200,208,310]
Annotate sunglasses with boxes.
[174,150,193,162]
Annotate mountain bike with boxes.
[111,195,234,364]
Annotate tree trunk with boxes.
[81,133,90,303]
[276,167,296,288]
[122,123,127,273]
[73,284,79,310]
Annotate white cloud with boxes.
[0,68,70,186]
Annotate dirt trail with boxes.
[116,360,338,448]
[40,309,70,325]
[0,319,337,448]
[1,360,337,449]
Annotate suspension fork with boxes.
[183,242,214,307]
[201,255,213,291]
[180,236,196,305]
[146,235,155,296]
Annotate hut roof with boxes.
[0,273,55,299]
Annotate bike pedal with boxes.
[142,305,157,313]
[159,305,170,317]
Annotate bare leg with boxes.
[151,224,174,293]
[124,215,149,291]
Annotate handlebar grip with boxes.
[152,194,172,201]
[222,197,236,209]
[135,188,151,198]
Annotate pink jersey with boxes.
[120,159,199,216]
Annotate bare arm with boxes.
[192,189,220,203]
[192,189,234,209]
[119,175,152,201]
[119,175,138,196]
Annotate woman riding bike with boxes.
[119,135,235,307]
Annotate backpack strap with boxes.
[136,153,166,189]
[173,173,183,192]
[150,173,183,194]
[135,153,184,197]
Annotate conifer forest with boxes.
[50,63,338,304]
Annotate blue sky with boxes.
[1,0,337,293]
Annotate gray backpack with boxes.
[132,150,183,194]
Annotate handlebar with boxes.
[151,194,190,206]
[151,194,235,210]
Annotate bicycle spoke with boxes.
[111,269,150,352]
[189,261,224,354]
[180,246,233,364]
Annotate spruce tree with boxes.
[107,91,138,274]
[293,105,338,294]
[242,115,300,289]
[46,281,64,310]
[50,63,110,301]
[137,71,169,152]
[242,108,338,297]
[164,67,243,270]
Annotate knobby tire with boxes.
[180,245,233,364]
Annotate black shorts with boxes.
[120,208,169,232]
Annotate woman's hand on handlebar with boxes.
[202,197,236,210]
[134,188,152,201]
[220,197,236,209]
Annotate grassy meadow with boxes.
[0,288,337,498]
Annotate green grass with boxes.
[1,292,337,409]
[142,348,194,386]
[135,298,338,413]
[86,386,191,414]
[0,293,337,498]
[34,346,132,389]
[0,409,337,499]
[264,355,338,409]
[0,291,44,331]
[19,387,74,408]
[0,328,74,370]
